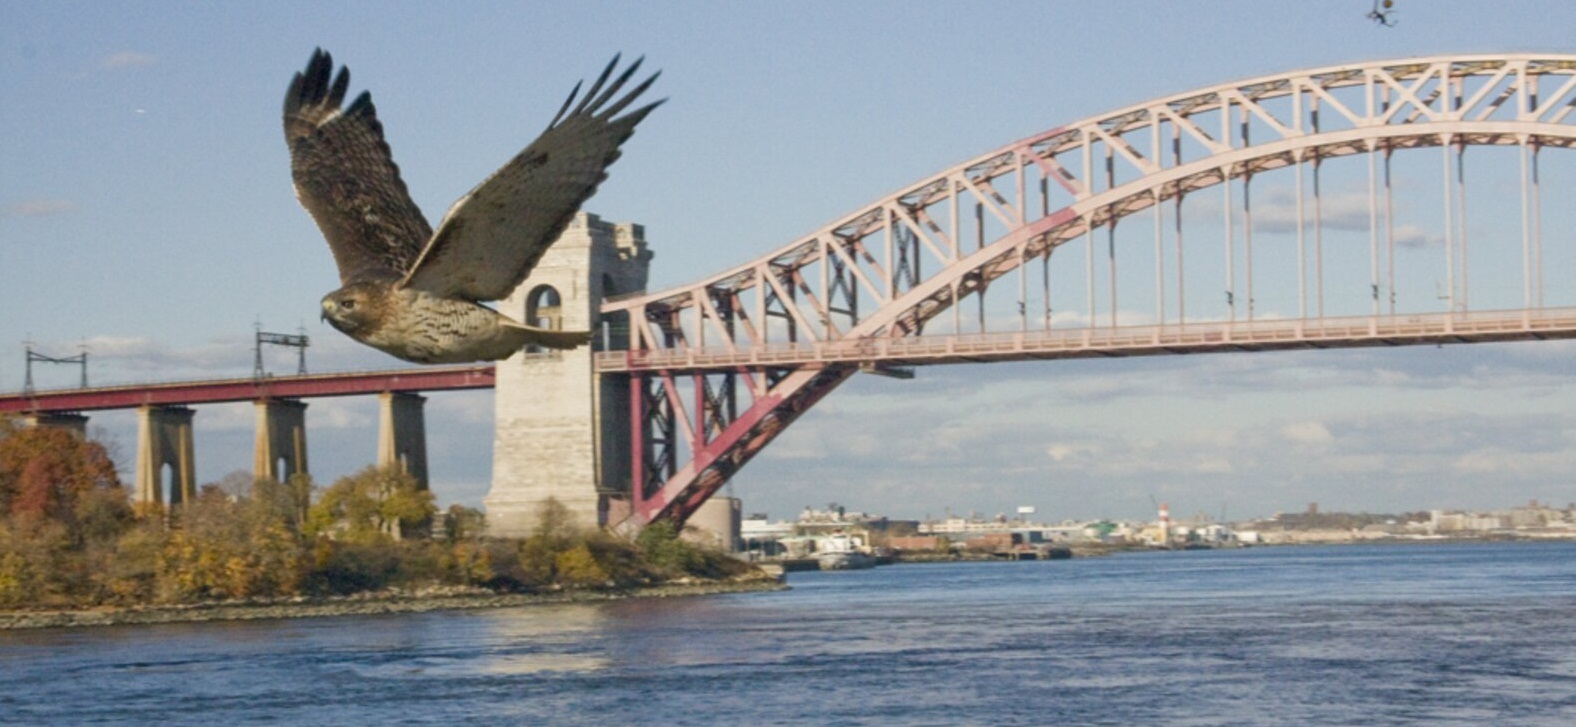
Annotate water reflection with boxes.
[386,604,617,676]
[2,543,1573,726]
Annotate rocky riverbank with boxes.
[0,577,787,631]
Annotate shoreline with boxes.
[8,538,1564,631]
[872,534,1576,566]
[0,579,787,631]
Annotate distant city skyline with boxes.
[3,2,1573,521]
[806,495,1576,524]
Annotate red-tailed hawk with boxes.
[284,49,661,363]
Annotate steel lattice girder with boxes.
[628,365,854,525]
[602,54,1576,528]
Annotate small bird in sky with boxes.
[283,49,661,363]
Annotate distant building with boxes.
[920,511,1042,535]
[741,513,796,556]
[1431,510,1505,533]
[887,535,945,552]
[739,503,913,557]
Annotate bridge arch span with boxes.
[599,54,1576,527]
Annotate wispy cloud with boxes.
[2,199,76,219]
[1280,420,1333,446]
[742,338,1576,519]
[17,331,413,391]
[102,51,156,70]
[1191,187,1446,249]
[79,335,248,378]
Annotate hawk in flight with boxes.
[284,49,661,363]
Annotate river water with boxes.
[3,542,1573,726]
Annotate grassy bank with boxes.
[0,576,785,630]
[1,419,766,618]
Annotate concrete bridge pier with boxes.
[254,398,308,484]
[377,391,429,489]
[134,405,195,506]
[19,412,88,435]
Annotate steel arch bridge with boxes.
[598,53,1576,528]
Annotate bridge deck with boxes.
[594,308,1576,373]
[1,365,495,414]
[8,309,1568,415]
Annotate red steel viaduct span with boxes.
[1,367,494,507]
[6,54,1575,535]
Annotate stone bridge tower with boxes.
[485,212,650,537]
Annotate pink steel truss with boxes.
[600,54,1576,528]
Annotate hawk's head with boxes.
[320,283,384,335]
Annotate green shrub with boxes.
[634,520,749,580]
[553,544,610,588]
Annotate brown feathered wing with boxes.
[284,48,432,284]
[399,55,663,301]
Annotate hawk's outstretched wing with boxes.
[285,49,432,284]
[400,55,663,301]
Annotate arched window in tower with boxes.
[525,285,563,355]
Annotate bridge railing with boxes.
[594,306,1576,372]
[0,364,477,398]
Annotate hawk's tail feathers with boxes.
[511,324,592,351]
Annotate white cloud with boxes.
[74,335,252,383]
[1250,188,1371,233]
[306,399,375,430]
[1191,187,1445,248]
[102,51,155,69]
[1280,420,1333,446]
[189,402,253,432]
[744,350,1576,519]
[1191,454,1235,474]
[760,430,833,461]
[1390,223,1442,249]
[1046,442,1097,463]
[1450,448,1576,477]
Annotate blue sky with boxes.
[2,1,1572,521]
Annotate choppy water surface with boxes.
[3,542,1573,726]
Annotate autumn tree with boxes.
[516,497,579,586]
[0,515,70,607]
[248,473,315,535]
[101,516,166,603]
[0,419,132,607]
[512,501,735,589]
[553,544,610,588]
[438,504,495,586]
[158,484,305,602]
[306,465,435,543]
[0,418,128,536]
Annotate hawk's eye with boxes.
[342,299,356,310]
